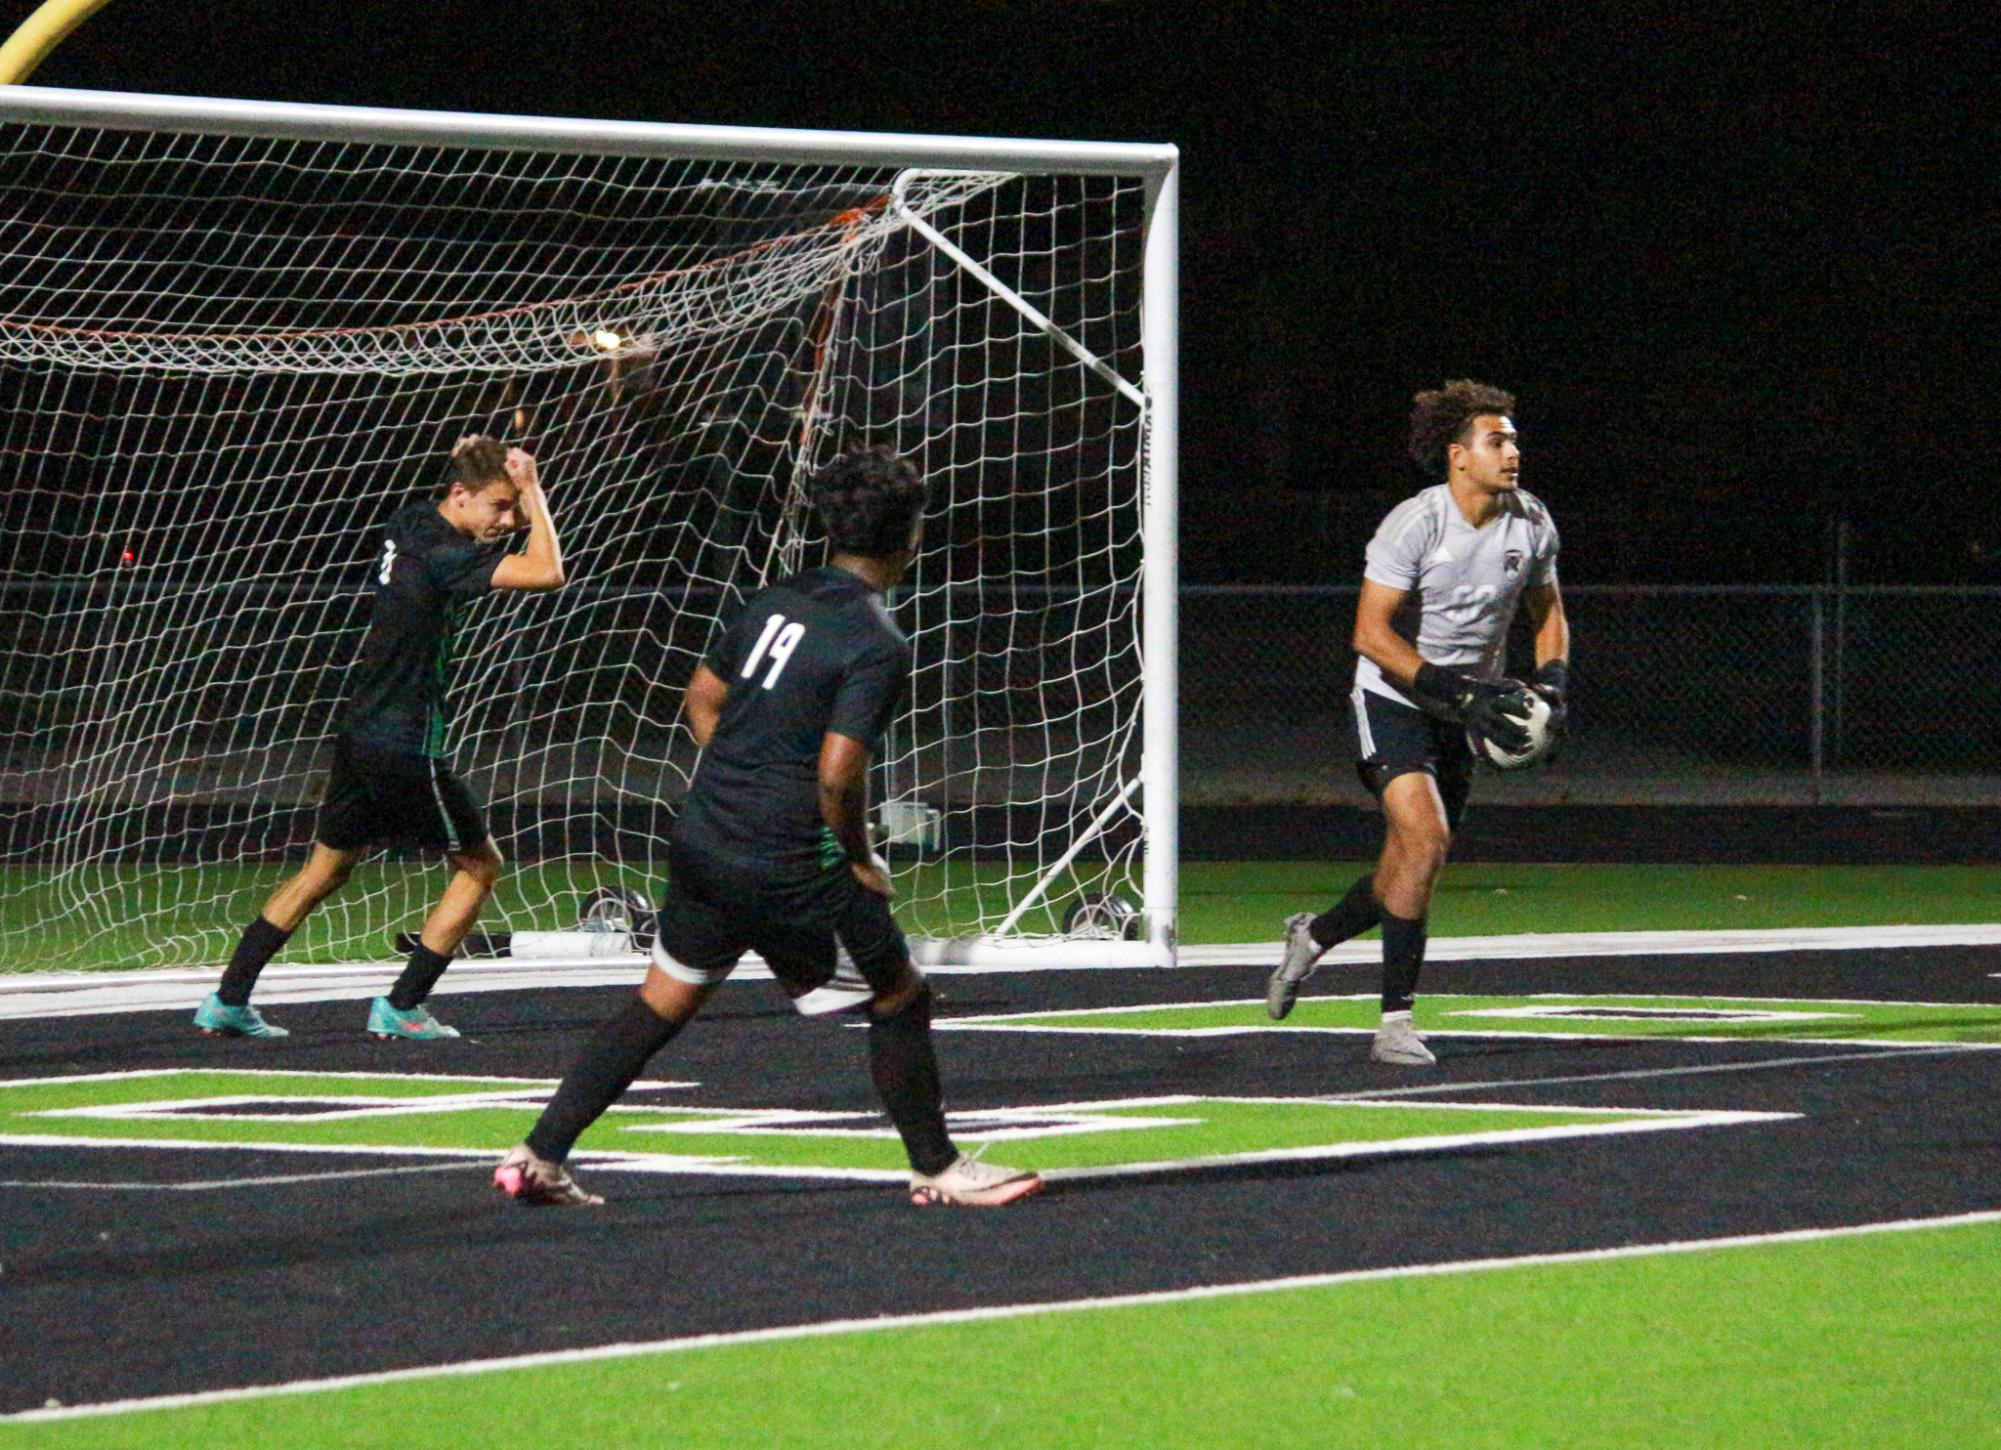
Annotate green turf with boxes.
[1184,861,2001,940]
[8,861,2001,972]
[11,1216,1997,1447]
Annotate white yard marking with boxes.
[10,1208,1999,1423]
[1445,1005,1847,1022]
[936,992,2001,1050]
[1324,1043,1985,1100]
[0,1066,696,1090]
[0,1087,1790,1187]
[0,1161,490,1192]
[5,923,2001,1021]
[1040,1109,1793,1181]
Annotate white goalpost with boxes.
[0,86,1178,972]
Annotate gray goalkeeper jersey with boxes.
[1353,483,1560,708]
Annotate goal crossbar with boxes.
[0,84,1179,174]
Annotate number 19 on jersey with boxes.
[741,613,805,690]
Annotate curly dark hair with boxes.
[446,434,511,491]
[1407,380,1517,478]
[810,445,928,556]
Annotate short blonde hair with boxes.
[447,434,510,490]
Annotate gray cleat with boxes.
[1371,1016,1436,1067]
[1266,912,1328,1020]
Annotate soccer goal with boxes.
[0,86,1178,972]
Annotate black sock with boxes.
[216,917,293,1007]
[869,985,956,1176]
[387,942,452,1012]
[1380,911,1429,1015]
[526,996,683,1163]
[1310,873,1381,949]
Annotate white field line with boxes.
[5,923,2001,1021]
[0,1161,491,1192]
[1189,922,2001,965]
[11,1207,2001,1424]
[1039,1110,1793,1182]
[1325,1044,1989,1100]
[0,1092,1785,1187]
[0,1131,901,1181]
[936,991,2001,1050]
[952,990,2001,1021]
[941,1022,2001,1051]
[0,1066,695,1089]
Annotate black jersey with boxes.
[336,502,508,758]
[676,565,911,871]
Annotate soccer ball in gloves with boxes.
[1467,688,1555,770]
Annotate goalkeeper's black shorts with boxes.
[1350,685,1474,829]
[649,839,911,1007]
[315,740,489,854]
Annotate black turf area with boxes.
[5,946,2001,1413]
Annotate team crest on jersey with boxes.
[1504,549,1525,576]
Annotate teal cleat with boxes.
[366,996,461,1041]
[193,992,290,1039]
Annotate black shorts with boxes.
[315,741,490,854]
[1351,686,1474,830]
[651,840,911,1009]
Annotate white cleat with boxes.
[1266,912,1328,1021]
[1371,1015,1436,1067]
[909,1148,1043,1207]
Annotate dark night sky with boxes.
[19,1,1988,583]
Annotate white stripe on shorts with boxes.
[1351,685,1377,759]
[651,937,735,987]
[426,757,459,850]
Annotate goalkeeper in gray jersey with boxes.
[1267,380,1571,1065]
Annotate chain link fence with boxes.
[6,580,1997,844]
[1182,584,2001,805]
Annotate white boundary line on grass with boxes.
[10,1207,2000,1424]
[0,1161,491,1191]
[0,1087,1791,1187]
[1326,1043,1987,1099]
[4,923,2001,1022]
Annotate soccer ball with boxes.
[1467,688,1554,770]
[579,886,657,950]
[1063,892,1142,940]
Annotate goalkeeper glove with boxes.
[1532,659,1569,738]
[1412,662,1534,754]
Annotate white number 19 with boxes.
[741,612,806,690]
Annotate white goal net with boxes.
[0,89,1178,972]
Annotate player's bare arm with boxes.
[685,663,728,748]
[489,447,566,592]
[1526,581,1569,670]
[819,730,889,896]
[1352,579,1428,692]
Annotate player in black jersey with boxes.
[194,435,567,1041]
[496,446,1041,1209]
